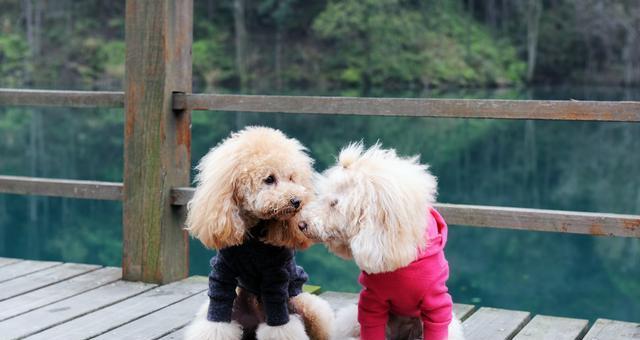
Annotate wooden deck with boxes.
[0,258,637,340]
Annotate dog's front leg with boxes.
[255,271,309,340]
[184,257,243,340]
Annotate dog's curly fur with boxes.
[184,126,332,340]
[299,143,437,273]
[299,143,464,340]
[186,126,313,250]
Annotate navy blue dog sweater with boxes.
[207,224,308,326]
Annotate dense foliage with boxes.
[0,0,639,323]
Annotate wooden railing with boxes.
[3,88,640,122]
[0,0,639,284]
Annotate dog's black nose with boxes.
[290,197,301,208]
[298,221,308,232]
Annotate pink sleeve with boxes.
[420,265,453,340]
[358,288,388,340]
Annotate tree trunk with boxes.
[234,0,248,91]
[466,0,474,58]
[274,25,284,92]
[622,13,638,86]
[485,0,497,32]
[526,0,542,83]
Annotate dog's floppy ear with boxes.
[186,138,246,249]
[349,196,421,274]
[348,147,434,273]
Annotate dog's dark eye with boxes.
[330,199,338,207]
[264,175,276,185]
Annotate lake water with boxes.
[0,85,638,323]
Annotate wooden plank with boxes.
[0,88,124,108]
[0,280,155,339]
[436,203,640,238]
[0,257,21,268]
[0,260,61,283]
[172,187,640,238]
[462,307,531,340]
[174,93,640,122]
[583,318,640,340]
[513,315,589,340]
[0,263,99,301]
[454,303,477,321]
[27,276,207,340]
[157,327,186,340]
[0,267,121,321]
[93,291,207,340]
[123,0,192,283]
[0,175,122,200]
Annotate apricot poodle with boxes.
[184,126,333,340]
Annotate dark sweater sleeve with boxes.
[207,255,238,322]
[260,266,291,326]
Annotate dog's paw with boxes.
[183,319,242,340]
[256,315,310,340]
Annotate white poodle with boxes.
[298,143,465,340]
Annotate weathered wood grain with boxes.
[93,291,206,340]
[0,280,155,339]
[462,307,531,340]
[0,88,123,108]
[583,318,640,340]
[174,93,640,122]
[2,88,639,122]
[454,303,477,321]
[0,260,61,283]
[0,175,122,200]
[0,263,99,301]
[437,203,640,238]
[27,276,207,340]
[157,327,186,340]
[172,187,640,238]
[0,257,20,268]
[513,315,589,340]
[123,0,192,283]
[0,267,121,321]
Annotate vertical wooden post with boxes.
[123,0,192,283]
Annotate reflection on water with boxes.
[0,86,639,322]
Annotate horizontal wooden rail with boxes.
[1,178,639,237]
[0,175,122,200]
[170,187,640,238]
[2,89,639,121]
[0,89,124,108]
[436,203,640,237]
[174,93,640,122]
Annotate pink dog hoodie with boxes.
[358,207,453,340]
